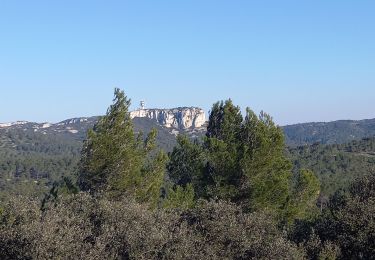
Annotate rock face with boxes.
[130,107,206,130]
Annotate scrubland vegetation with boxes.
[1,89,374,259]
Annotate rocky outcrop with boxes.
[130,107,206,130]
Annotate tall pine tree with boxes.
[78,89,165,206]
[168,99,320,221]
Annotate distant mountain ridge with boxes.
[1,113,375,147]
[283,118,375,146]
[0,117,99,141]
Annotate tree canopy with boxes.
[168,99,320,222]
[78,88,166,207]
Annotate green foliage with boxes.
[0,116,175,203]
[0,194,304,259]
[41,176,79,211]
[290,173,375,259]
[204,100,243,200]
[78,88,142,194]
[4,89,375,259]
[288,137,375,196]
[168,100,320,223]
[78,89,165,207]
[167,135,205,195]
[204,136,241,200]
[163,183,195,210]
[133,117,178,151]
[136,150,168,209]
[297,231,341,260]
[0,127,82,202]
[317,174,375,259]
[285,169,321,223]
[239,109,292,214]
[206,100,243,143]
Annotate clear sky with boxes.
[0,0,374,125]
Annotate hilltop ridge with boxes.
[2,113,375,147]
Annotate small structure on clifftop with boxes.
[140,100,146,110]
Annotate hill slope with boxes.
[287,137,375,196]
[2,115,375,201]
[283,118,375,146]
[0,116,178,200]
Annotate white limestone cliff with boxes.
[130,107,206,130]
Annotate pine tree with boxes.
[239,109,292,213]
[78,88,165,205]
[78,88,141,194]
[203,100,243,200]
[206,99,243,143]
[136,150,168,209]
[285,169,320,223]
[167,135,205,194]
[166,99,321,220]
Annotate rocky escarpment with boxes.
[130,107,206,130]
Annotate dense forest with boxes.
[0,127,82,201]
[0,117,177,201]
[1,89,375,259]
[2,117,375,203]
[288,137,375,196]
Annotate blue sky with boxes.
[0,0,374,125]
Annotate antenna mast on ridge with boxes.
[140,100,146,110]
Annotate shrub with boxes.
[0,194,304,259]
